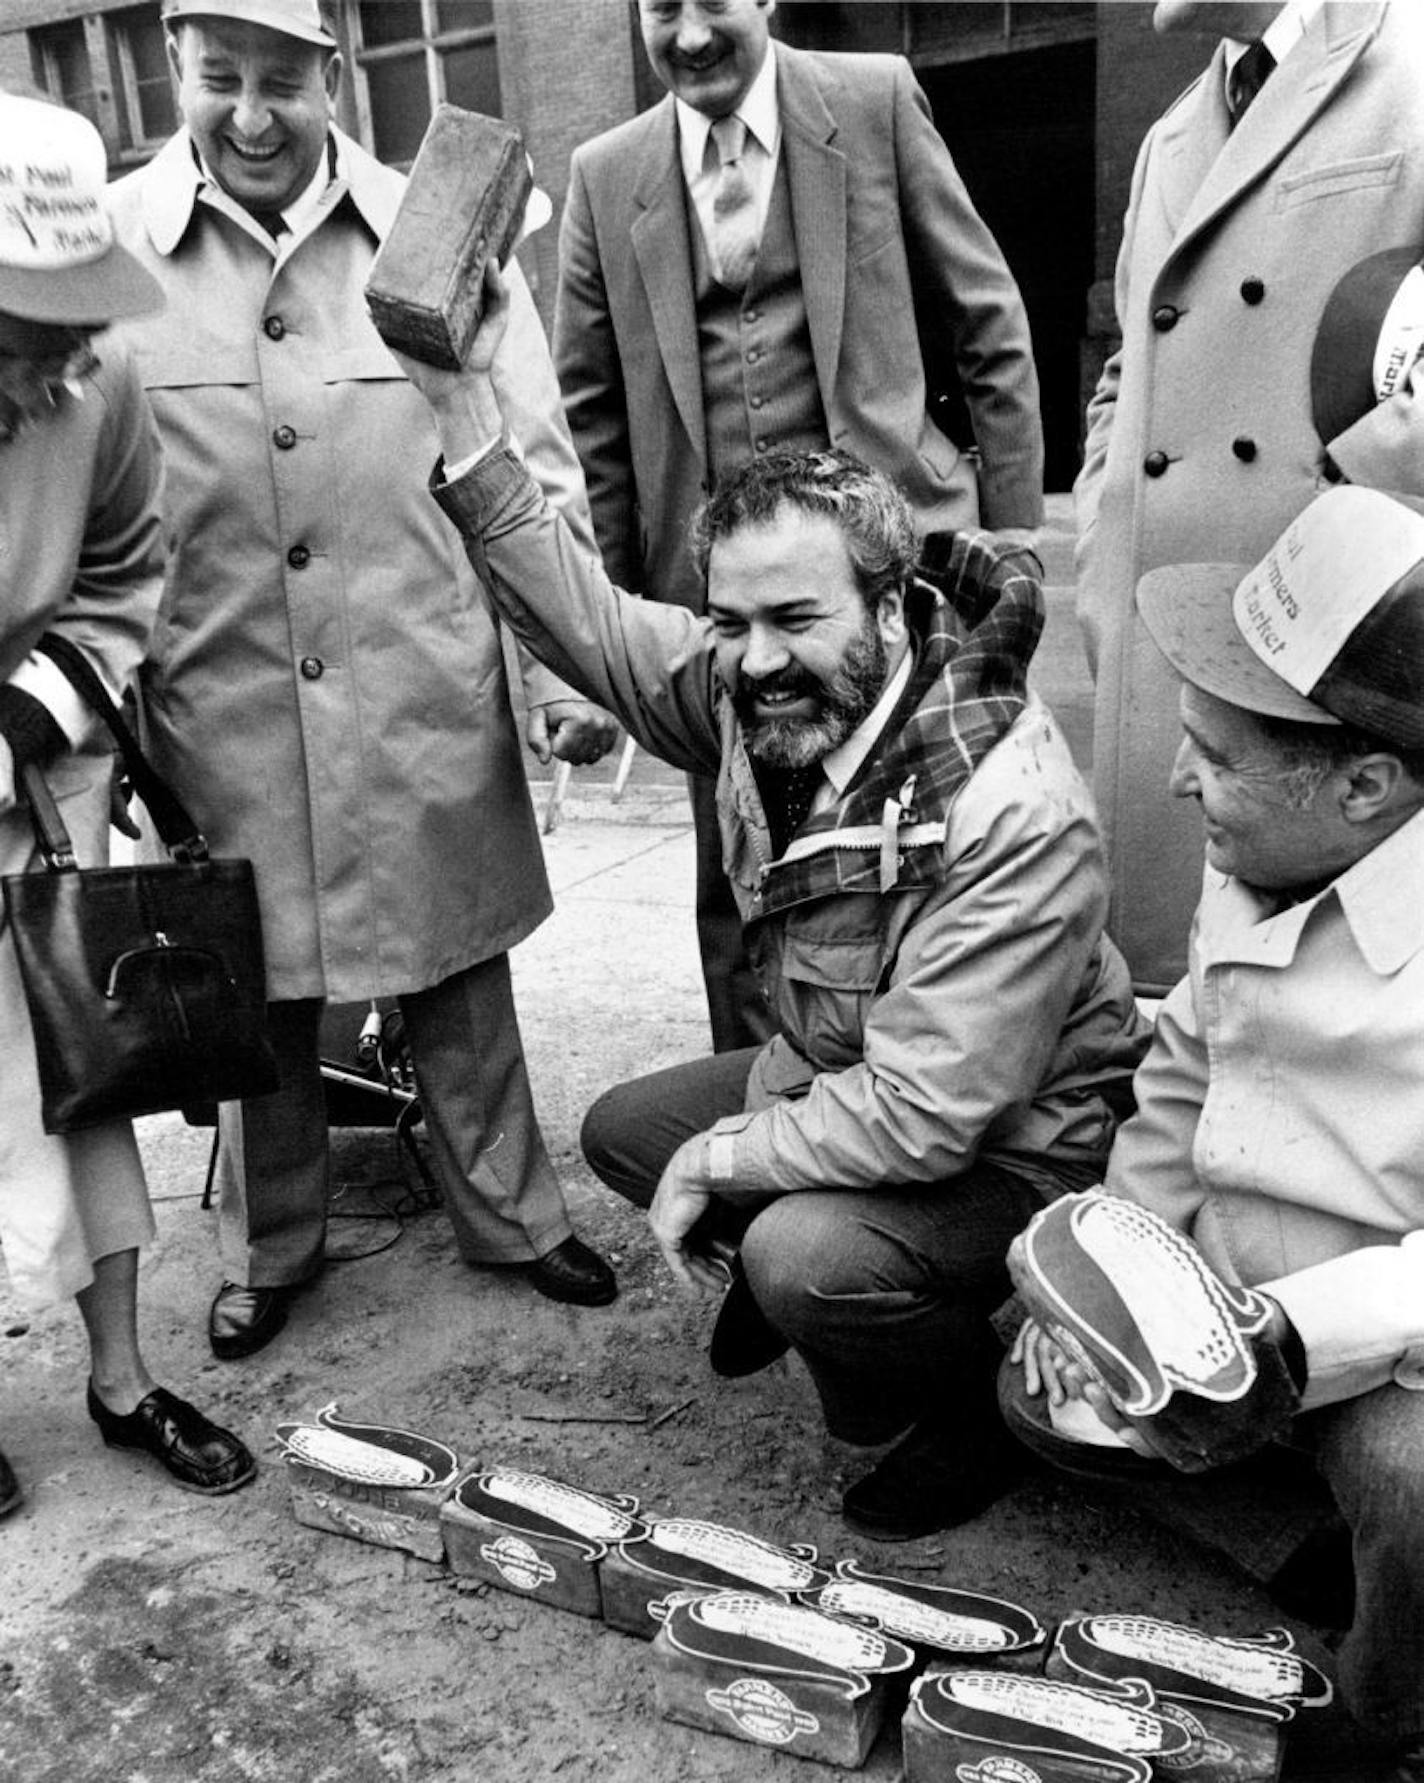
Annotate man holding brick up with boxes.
[108,0,620,1360]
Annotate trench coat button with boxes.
[263,315,286,340]
[300,656,323,680]
[1240,277,1265,305]
[750,395,765,410]
[1143,450,1170,478]
[1152,304,1179,332]
[1232,436,1258,463]
[744,307,760,323]
[273,424,297,450]
[287,543,311,569]
[745,348,761,364]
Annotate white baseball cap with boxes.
[0,94,163,324]
[1137,486,1424,752]
[162,0,337,48]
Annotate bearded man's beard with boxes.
[735,614,888,770]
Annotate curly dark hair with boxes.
[689,448,918,612]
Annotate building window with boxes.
[29,20,101,130]
[109,6,178,153]
[29,5,176,163]
[353,0,500,167]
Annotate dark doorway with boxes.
[919,41,1096,492]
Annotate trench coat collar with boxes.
[1203,802,1424,979]
[628,42,848,468]
[1159,0,1385,263]
[133,124,394,257]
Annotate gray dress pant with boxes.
[216,953,571,1284]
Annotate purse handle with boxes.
[30,634,210,863]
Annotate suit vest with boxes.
[691,155,829,484]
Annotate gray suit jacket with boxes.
[554,42,1043,611]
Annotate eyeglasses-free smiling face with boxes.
[638,0,775,119]
[1168,683,1352,893]
[707,506,904,771]
[169,16,340,219]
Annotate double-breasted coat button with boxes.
[1143,450,1170,478]
[1152,304,1179,332]
[300,656,324,680]
[273,424,297,450]
[263,315,286,340]
[287,543,311,568]
[1240,277,1265,305]
[1232,436,1258,462]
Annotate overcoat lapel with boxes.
[630,97,706,461]
[1165,2,1382,266]
[778,51,847,420]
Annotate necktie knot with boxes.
[711,113,748,168]
[1228,38,1275,125]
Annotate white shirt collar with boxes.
[1223,0,1321,77]
[675,39,779,187]
[194,132,340,244]
[819,647,914,802]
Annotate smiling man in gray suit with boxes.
[555,0,1043,1054]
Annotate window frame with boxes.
[348,0,500,169]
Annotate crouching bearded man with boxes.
[392,266,1147,1542]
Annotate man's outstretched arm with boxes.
[392,267,720,775]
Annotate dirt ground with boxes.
[0,807,1386,1783]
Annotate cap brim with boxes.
[1136,563,1340,725]
[0,243,165,325]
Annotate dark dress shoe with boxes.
[209,1281,294,1359]
[709,1260,790,1378]
[519,1236,617,1306]
[841,1414,1022,1542]
[0,1445,22,1518]
[87,1383,256,1495]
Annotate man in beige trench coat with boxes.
[109,0,620,1358]
[1077,0,1424,993]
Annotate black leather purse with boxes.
[2,635,279,1134]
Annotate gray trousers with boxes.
[216,954,571,1284]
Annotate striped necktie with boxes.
[709,115,759,291]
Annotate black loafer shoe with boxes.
[709,1261,790,1379]
[841,1415,1022,1542]
[0,1445,22,1518]
[87,1383,256,1495]
[209,1281,295,1360]
[519,1236,617,1306]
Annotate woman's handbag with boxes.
[2,635,279,1134]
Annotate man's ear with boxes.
[1340,752,1409,825]
[165,26,184,88]
[876,582,908,650]
[323,50,343,104]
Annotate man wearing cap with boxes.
[1007,483,1424,1773]
[1077,0,1424,995]
[554,0,1044,1055]
[0,91,255,1508]
[106,0,621,1361]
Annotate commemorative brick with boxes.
[365,104,532,369]
[275,1403,461,1563]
